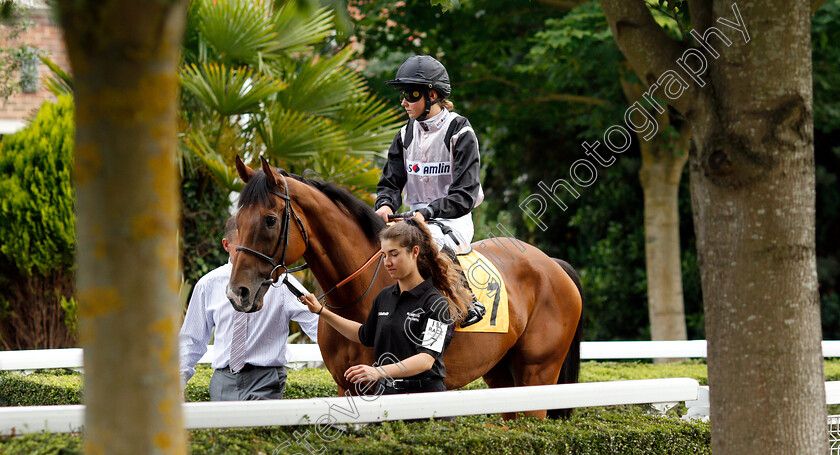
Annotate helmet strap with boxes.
[416,87,435,122]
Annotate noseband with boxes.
[235,172,383,310]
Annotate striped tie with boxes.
[229,311,248,373]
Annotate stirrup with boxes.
[460,301,485,328]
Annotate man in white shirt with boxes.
[179,217,319,400]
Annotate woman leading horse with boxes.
[227,156,583,419]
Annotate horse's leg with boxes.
[508,358,567,419]
[483,352,562,421]
[507,315,575,419]
[481,355,519,420]
[503,255,581,419]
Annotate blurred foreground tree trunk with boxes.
[602,1,825,453]
[56,0,187,453]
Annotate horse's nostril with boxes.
[238,286,250,302]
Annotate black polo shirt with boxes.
[358,277,455,381]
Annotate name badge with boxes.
[422,319,447,353]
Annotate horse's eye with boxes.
[266,215,277,227]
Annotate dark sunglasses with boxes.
[400,89,424,103]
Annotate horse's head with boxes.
[226,156,308,313]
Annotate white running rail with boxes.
[3,341,840,371]
[683,380,840,421]
[0,378,701,435]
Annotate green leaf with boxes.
[180,62,285,116]
[336,92,403,154]
[178,0,401,200]
[645,0,687,40]
[39,56,73,96]
[197,0,280,65]
[256,107,348,160]
[182,130,244,191]
[302,153,381,202]
[275,47,365,117]
[429,0,458,12]
[266,1,334,55]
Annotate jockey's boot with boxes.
[441,246,486,328]
[461,299,486,328]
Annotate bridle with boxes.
[236,174,309,283]
[235,173,384,310]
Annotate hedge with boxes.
[0,368,80,406]
[0,411,710,455]
[180,411,711,455]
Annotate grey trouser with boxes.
[209,365,287,401]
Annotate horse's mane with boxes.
[238,168,386,243]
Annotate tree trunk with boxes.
[640,126,690,354]
[601,1,826,452]
[690,3,825,453]
[623,78,690,356]
[56,1,187,454]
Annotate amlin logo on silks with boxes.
[406,161,451,176]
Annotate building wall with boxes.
[0,4,70,134]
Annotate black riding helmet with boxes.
[386,55,451,120]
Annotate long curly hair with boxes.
[380,220,467,323]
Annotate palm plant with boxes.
[180,0,403,200]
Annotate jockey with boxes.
[373,55,486,328]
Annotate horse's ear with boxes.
[235,155,256,183]
[260,155,280,186]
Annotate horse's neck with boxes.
[301,209,386,322]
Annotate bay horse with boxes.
[227,156,583,419]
